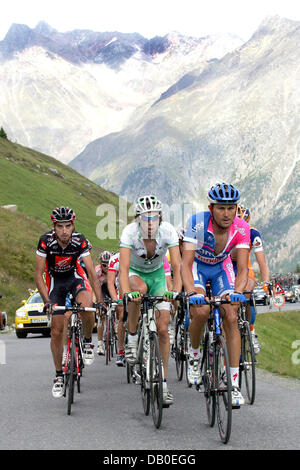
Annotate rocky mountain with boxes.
[0,22,242,162]
[70,16,300,273]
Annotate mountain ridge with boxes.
[69,15,300,273]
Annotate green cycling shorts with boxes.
[129,265,167,296]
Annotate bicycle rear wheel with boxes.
[174,322,184,381]
[215,335,232,444]
[149,332,163,429]
[67,331,76,415]
[201,332,216,427]
[239,321,256,404]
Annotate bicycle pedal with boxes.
[232,405,241,410]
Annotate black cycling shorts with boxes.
[47,272,92,315]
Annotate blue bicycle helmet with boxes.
[207,182,240,204]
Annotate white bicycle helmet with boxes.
[134,195,162,216]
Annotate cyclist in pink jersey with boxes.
[181,183,250,406]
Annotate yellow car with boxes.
[15,290,50,339]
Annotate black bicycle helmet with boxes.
[207,182,240,205]
[51,206,76,223]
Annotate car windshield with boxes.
[28,292,43,304]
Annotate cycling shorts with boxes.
[129,265,170,310]
[47,272,92,315]
[193,257,235,296]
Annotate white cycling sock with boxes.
[128,333,138,343]
[230,367,239,387]
[190,346,200,357]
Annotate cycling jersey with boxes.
[184,211,250,265]
[108,252,122,300]
[36,230,90,277]
[95,264,110,298]
[108,253,120,289]
[36,230,92,312]
[164,255,171,277]
[184,211,250,296]
[232,224,264,282]
[119,221,178,273]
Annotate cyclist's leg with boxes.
[125,272,147,363]
[189,262,210,351]
[214,259,244,404]
[51,313,65,371]
[128,273,147,334]
[48,278,68,373]
[117,304,125,351]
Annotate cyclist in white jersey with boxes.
[119,195,182,405]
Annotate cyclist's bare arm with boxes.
[107,269,118,301]
[168,245,182,293]
[235,248,250,293]
[119,247,132,296]
[255,250,270,284]
[35,254,50,303]
[82,255,103,302]
[181,242,197,293]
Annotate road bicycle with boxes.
[99,298,118,365]
[54,302,96,415]
[238,291,256,405]
[172,293,192,387]
[199,297,232,444]
[123,294,165,429]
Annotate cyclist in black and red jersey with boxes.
[35,206,103,398]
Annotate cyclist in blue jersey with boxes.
[181,183,250,406]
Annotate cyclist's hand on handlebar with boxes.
[163,291,180,301]
[43,302,54,315]
[229,292,246,303]
[262,282,271,294]
[94,301,105,315]
[126,291,142,301]
[189,294,206,305]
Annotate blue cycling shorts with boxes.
[192,256,235,296]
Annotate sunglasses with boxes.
[140,214,160,222]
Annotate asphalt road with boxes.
[0,328,300,452]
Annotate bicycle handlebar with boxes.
[53,305,97,313]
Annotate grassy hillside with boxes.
[255,310,300,380]
[0,138,128,323]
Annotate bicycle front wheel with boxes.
[149,332,163,429]
[201,332,216,427]
[215,335,232,444]
[139,346,150,416]
[174,322,184,381]
[239,322,256,404]
[105,316,111,365]
[67,331,76,415]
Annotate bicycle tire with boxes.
[239,321,256,404]
[139,344,150,416]
[149,332,163,429]
[127,362,133,383]
[67,330,76,415]
[215,335,232,444]
[184,329,192,388]
[201,331,216,427]
[174,322,184,381]
[105,315,110,365]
